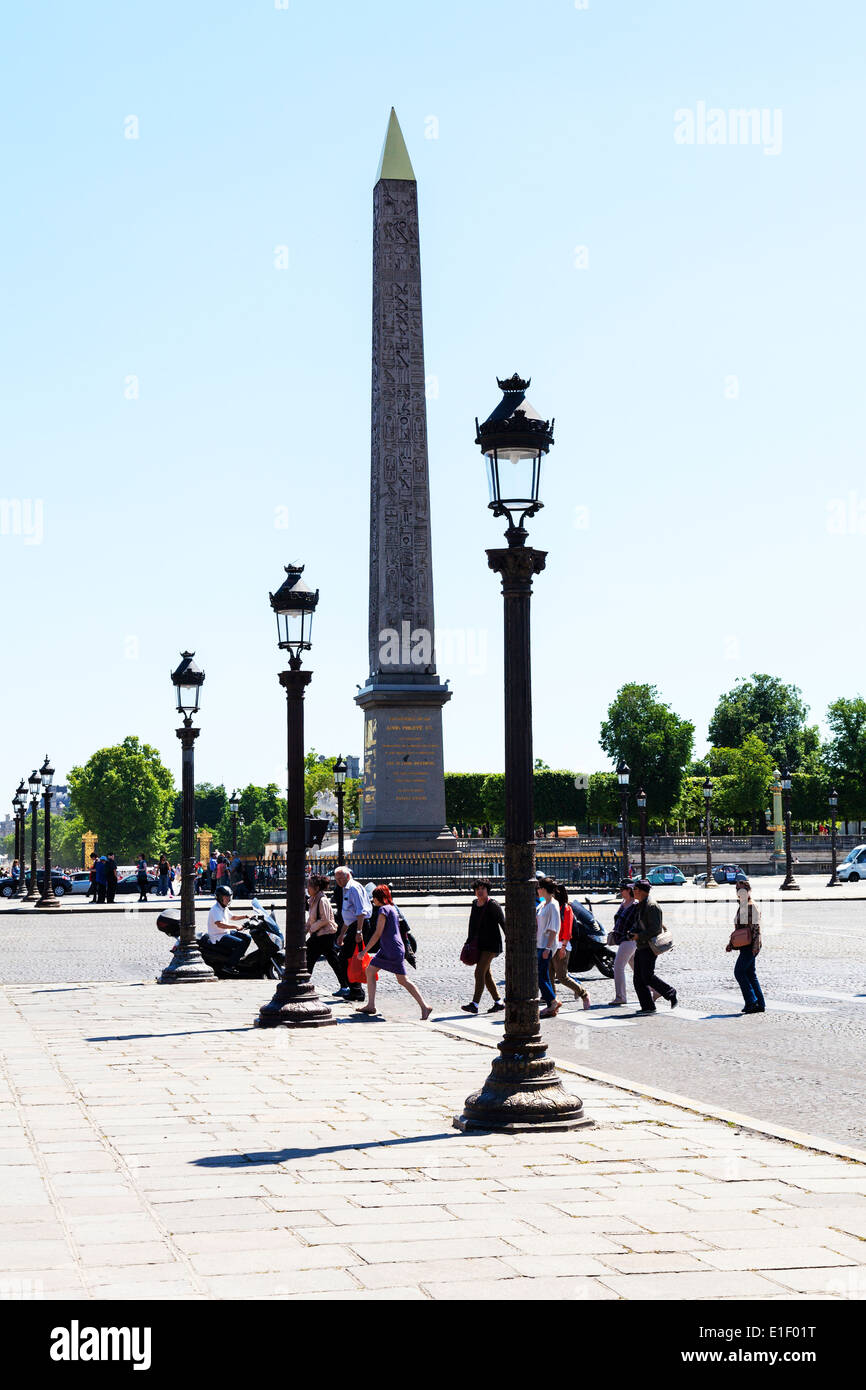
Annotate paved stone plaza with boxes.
[0,979,864,1300]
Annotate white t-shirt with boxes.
[536,898,560,950]
[207,902,235,943]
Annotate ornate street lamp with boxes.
[159,653,214,982]
[828,787,840,888]
[702,777,716,889]
[12,781,26,897]
[617,762,630,879]
[36,756,59,909]
[229,791,239,856]
[779,765,799,891]
[23,768,41,902]
[456,375,586,1131]
[334,755,347,866]
[257,564,334,1028]
[637,787,648,879]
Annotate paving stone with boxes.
[694,1246,857,1271]
[76,1242,174,1267]
[424,1276,618,1300]
[596,1270,785,1299]
[348,1256,515,1289]
[596,1252,709,1274]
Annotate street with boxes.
[0,894,863,1151]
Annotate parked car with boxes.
[0,871,73,898]
[69,871,93,895]
[837,845,866,883]
[116,873,159,894]
[694,864,748,885]
[646,864,686,886]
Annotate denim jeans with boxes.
[537,949,555,1005]
[734,947,765,1009]
[157,873,169,895]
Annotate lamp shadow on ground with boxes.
[86,1027,254,1041]
[191,1132,456,1167]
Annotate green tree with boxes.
[67,737,175,860]
[599,683,694,821]
[171,783,228,832]
[444,773,488,827]
[715,735,775,827]
[708,674,814,769]
[587,772,619,827]
[824,696,866,821]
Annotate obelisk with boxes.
[354,109,452,854]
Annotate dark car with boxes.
[116,873,159,894]
[0,871,73,899]
[694,864,748,886]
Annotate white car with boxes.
[837,845,866,882]
[69,871,92,894]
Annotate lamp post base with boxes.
[158,940,216,984]
[255,975,336,1029]
[454,1046,591,1134]
[35,897,61,909]
[827,877,841,888]
[780,879,801,891]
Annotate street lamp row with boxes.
[10,758,59,908]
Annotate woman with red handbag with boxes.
[726,879,764,1014]
[358,885,432,1020]
[460,878,505,1015]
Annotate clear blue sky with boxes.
[2,0,864,804]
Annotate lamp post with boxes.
[616,761,630,879]
[12,782,26,896]
[779,765,799,891]
[334,755,347,865]
[456,374,586,1131]
[36,756,59,909]
[159,653,215,982]
[637,787,647,879]
[828,787,840,888]
[702,777,716,888]
[257,563,334,1028]
[230,792,239,856]
[23,769,41,902]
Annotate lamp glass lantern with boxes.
[617,761,630,788]
[39,756,54,792]
[637,788,647,810]
[269,563,319,662]
[171,651,205,721]
[781,767,792,793]
[702,777,713,801]
[229,792,239,816]
[28,769,41,798]
[829,787,838,811]
[334,756,347,787]
[475,375,554,532]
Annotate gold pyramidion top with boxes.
[376,107,416,182]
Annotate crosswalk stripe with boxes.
[556,1011,639,1029]
[706,992,828,1014]
[791,989,866,1003]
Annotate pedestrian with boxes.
[208,851,217,893]
[536,877,561,1018]
[157,853,170,896]
[460,877,505,1014]
[334,866,372,1002]
[168,864,176,896]
[10,858,20,889]
[358,885,432,1020]
[550,883,590,1009]
[609,880,637,1005]
[105,852,118,905]
[304,874,345,989]
[727,878,764,1014]
[136,852,149,902]
[94,854,108,904]
[629,877,677,1014]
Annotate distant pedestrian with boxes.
[358,885,432,1020]
[550,883,590,1009]
[105,853,118,904]
[629,878,677,1014]
[168,864,177,896]
[94,854,108,904]
[334,867,372,1002]
[11,859,20,888]
[305,874,345,989]
[136,853,149,902]
[727,878,764,1014]
[536,877,561,1018]
[208,852,217,892]
[609,880,637,1005]
[157,854,170,896]
[460,878,504,1015]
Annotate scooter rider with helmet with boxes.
[206,885,251,969]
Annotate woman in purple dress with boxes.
[359,885,432,1020]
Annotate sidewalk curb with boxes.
[430,1019,866,1166]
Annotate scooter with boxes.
[156,898,285,980]
[567,896,616,979]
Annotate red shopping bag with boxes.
[347,944,375,984]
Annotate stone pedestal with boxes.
[353,678,452,853]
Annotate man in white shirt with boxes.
[536,877,561,1018]
[206,886,250,968]
[334,868,372,1001]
